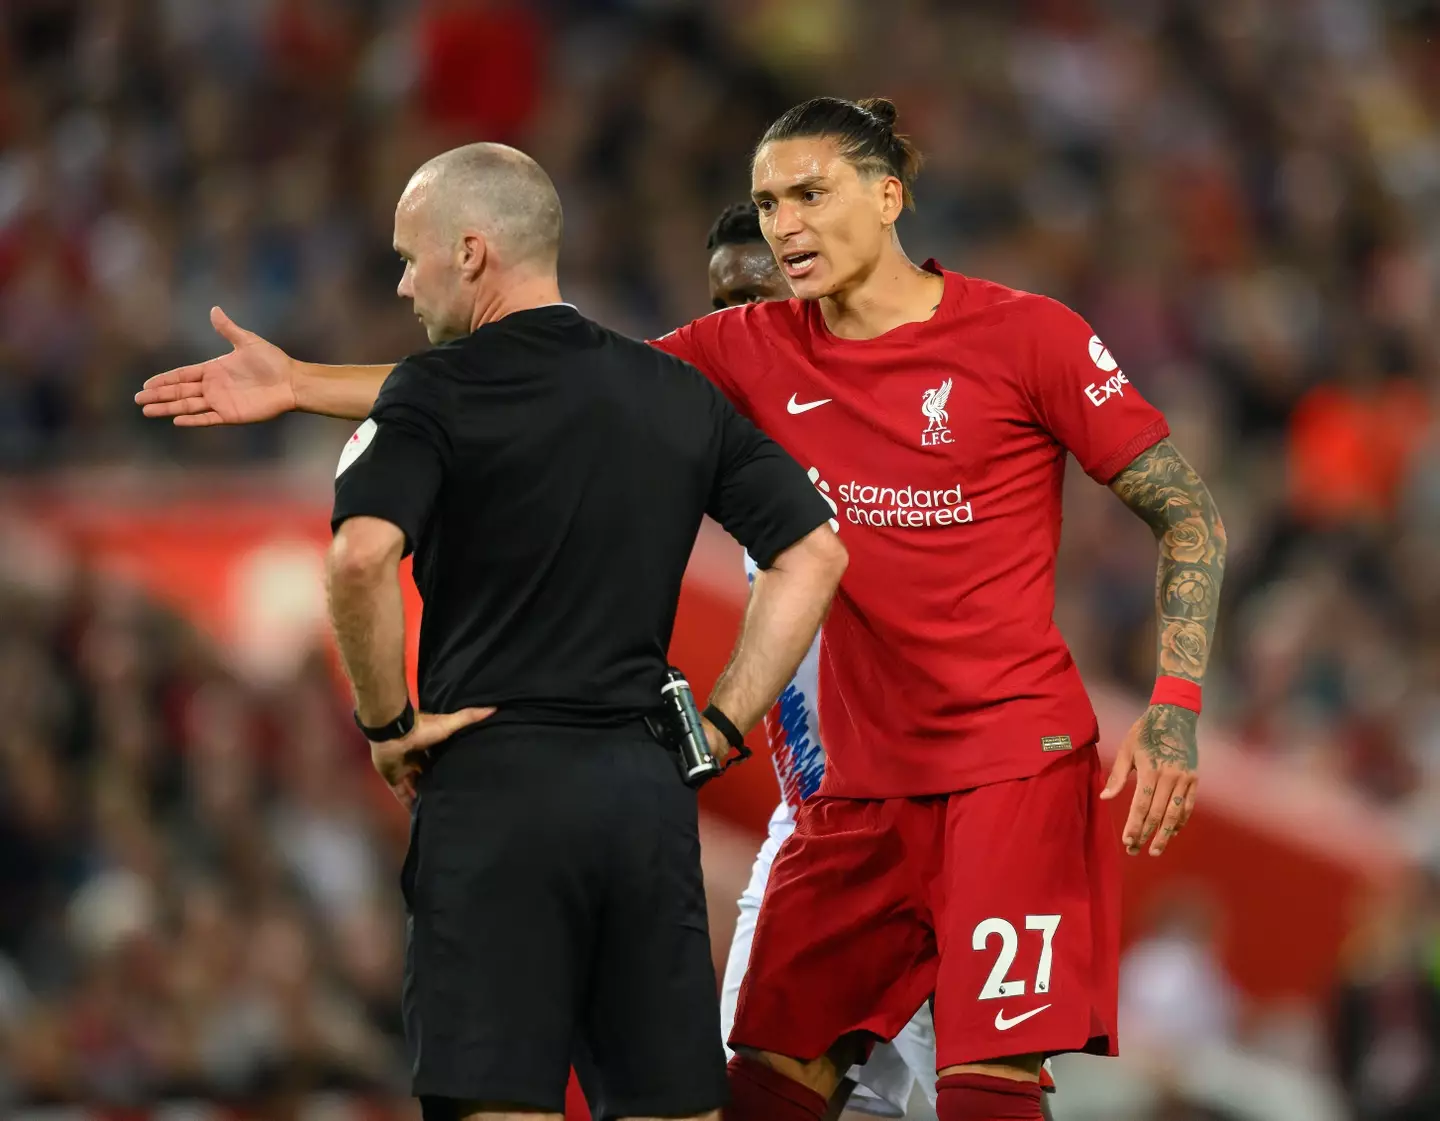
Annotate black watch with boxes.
[355,699,416,743]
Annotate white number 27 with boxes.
[972,915,1062,1001]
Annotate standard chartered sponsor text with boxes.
[837,480,974,527]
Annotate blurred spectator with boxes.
[1333,872,1440,1121]
[1120,888,1242,1054]
[416,0,547,145]
[1287,338,1430,530]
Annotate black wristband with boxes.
[702,704,746,753]
[355,699,416,743]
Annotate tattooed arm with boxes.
[1100,438,1227,856]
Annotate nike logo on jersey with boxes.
[787,394,832,414]
[994,1004,1051,1031]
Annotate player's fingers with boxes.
[1122,789,1149,855]
[211,305,254,347]
[1177,776,1199,831]
[1100,736,1133,801]
[1138,771,1180,849]
[172,411,227,427]
[1148,775,1191,856]
[1122,759,1158,854]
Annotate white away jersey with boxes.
[745,553,825,823]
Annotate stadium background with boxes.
[1,0,1438,1118]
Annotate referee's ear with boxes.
[457,230,489,282]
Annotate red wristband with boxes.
[1150,675,1202,713]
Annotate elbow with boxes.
[328,517,404,590]
[791,523,848,590]
[1213,509,1229,585]
[815,525,849,586]
[1202,490,1228,568]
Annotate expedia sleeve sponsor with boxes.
[1021,298,1170,484]
[1083,370,1129,407]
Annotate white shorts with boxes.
[719,807,938,1117]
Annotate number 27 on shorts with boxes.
[972,914,1061,1000]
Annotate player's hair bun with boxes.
[857,97,899,131]
[757,95,924,210]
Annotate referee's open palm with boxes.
[135,306,297,426]
[370,707,496,810]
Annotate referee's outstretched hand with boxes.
[370,707,496,810]
[135,306,297,426]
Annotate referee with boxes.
[326,144,846,1121]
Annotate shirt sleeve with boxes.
[1021,298,1170,483]
[705,385,835,569]
[650,307,756,419]
[331,358,452,556]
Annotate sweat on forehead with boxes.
[400,142,564,268]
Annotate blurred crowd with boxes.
[0,541,414,1106]
[4,0,1440,1116]
[0,550,413,1115]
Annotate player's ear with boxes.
[879,174,904,227]
[457,231,488,281]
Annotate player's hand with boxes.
[135,306,297,426]
[1100,703,1198,856]
[369,707,496,809]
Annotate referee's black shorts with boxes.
[402,720,727,1120]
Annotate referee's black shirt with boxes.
[331,304,833,726]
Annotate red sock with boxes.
[726,1054,828,1121]
[936,1073,1044,1120]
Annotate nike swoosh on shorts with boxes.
[994,1004,1052,1031]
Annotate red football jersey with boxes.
[654,263,1169,796]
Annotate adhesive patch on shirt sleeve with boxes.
[335,418,377,478]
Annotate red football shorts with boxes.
[730,744,1119,1070]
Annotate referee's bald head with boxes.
[395,143,565,342]
[403,143,563,272]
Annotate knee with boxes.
[732,1046,825,1094]
[937,1053,1043,1081]
[934,1057,1045,1121]
[731,1040,856,1099]
[445,1105,563,1121]
[620,1113,720,1121]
